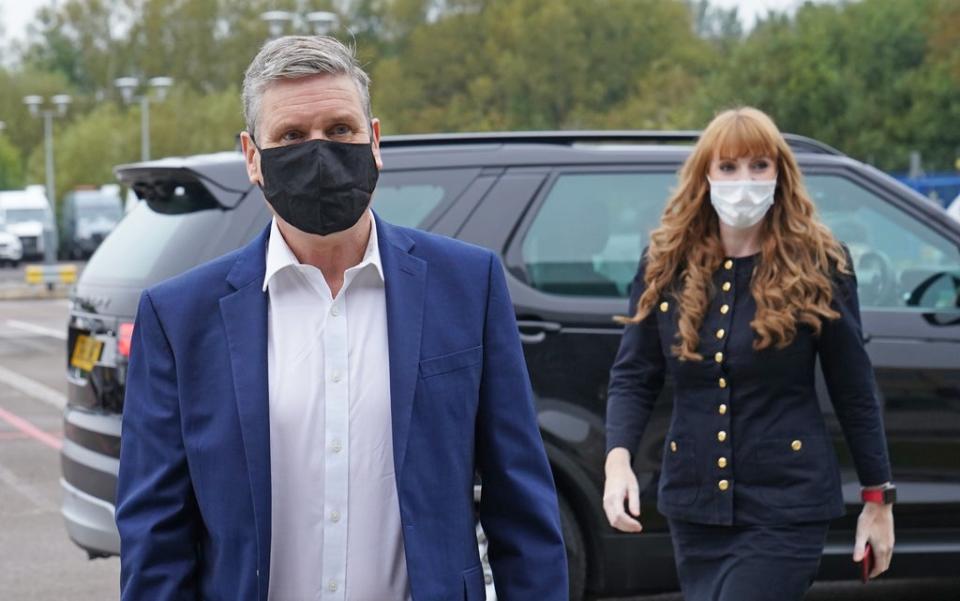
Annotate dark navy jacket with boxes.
[606,251,892,526]
[116,214,568,601]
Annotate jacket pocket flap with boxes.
[419,345,483,379]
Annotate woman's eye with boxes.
[752,160,770,170]
[719,163,736,172]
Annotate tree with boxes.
[0,134,24,190]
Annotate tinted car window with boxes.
[520,172,675,297]
[808,175,960,310]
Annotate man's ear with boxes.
[370,118,383,170]
[240,131,262,186]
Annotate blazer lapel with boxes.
[375,213,427,477]
[219,226,272,600]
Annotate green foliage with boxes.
[0,0,957,203]
[0,134,24,190]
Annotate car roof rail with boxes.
[380,130,845,156]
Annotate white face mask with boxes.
[708,178,777,229]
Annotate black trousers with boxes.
[668,518,830,601]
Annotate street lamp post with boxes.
[261,10,339,37]
[115,76,174,162]
[23,94,71,263]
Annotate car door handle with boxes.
[516,320,561,344]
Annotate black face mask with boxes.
[255,138,379,236]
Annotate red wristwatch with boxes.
[861,484,897,505]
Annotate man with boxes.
[116,36,568,601]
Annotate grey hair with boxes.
[242,36,372,142]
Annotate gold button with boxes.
[718,457,728,468]
[724,259,734,270]
[717,431,727,442]
[718,479,730,491]
[716,328,725,339]
[722,282,732,292]
[718,404,727,415]
[670,441,678,452]
[718,377,727,389]
[715,351,723,363]
[720,304,730,315]
[791,440,802,451]
[660,301,669,312]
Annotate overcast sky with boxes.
[1,0,841,45]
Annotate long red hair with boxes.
[618,107,848,360]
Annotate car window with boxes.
[520,172,675,297]
[808,174,960,311]
[373,169,475,228]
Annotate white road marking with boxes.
[5,320,67,340]
[0,365,67,409]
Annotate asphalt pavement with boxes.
[0,297,957,600]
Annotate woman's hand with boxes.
[854,501,895,579]
[603,448,643,533]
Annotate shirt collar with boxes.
[262,212,384,292]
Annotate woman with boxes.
[603,107,895,600]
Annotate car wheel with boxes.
[559,495,587,601]
[474,487,587,601]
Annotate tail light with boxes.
[117,322,135,358]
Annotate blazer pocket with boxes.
[462,564,486,601]
[748,435,834,507]
[419,345,483,379]
[658,436,699,507]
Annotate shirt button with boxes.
[792,440,803,452]
[715,351,724,363]
[718,479,730,491]
[724,259,734,270]
[718,457,728,468]
[718,404,728,415]
[330,510,341,523]
[330,439,343,453]
[716,328,725,339]
[659,301,669,312]
[717,430,727,442]
[331,304,341,317]
[328,580,338,592]
[720,304,730,315]
[722,281,732,292]
[331,370,343,383]
[718,377,727,389]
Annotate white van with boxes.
[0,186,55,260]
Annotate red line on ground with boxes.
[0,407,63,451]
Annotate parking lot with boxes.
[0,296,957,600]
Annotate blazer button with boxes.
[718,404,728,415]
[722,282,732,292]
[791,440,803,451]
[720,304,730,315]
[715,351,723,363]
[724,259,734,270]
[717,430,727,442]
[718,377,727,389]
[716,328,725,339]
[718,479,730,491]
[660,301,669,312]
[670,441,678,452]
[717,457,728,468]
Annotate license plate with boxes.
[70,334,104,371]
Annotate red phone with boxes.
[860,542,874,583]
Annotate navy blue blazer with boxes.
[116,213,567,601]
[606,251,892,526]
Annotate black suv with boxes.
[62,132,960,599]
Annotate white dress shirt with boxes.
[264,214,410,601]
